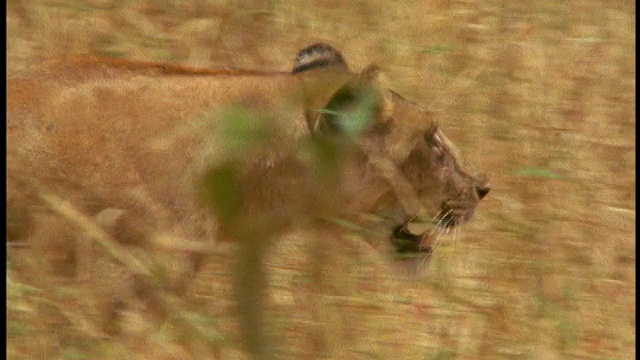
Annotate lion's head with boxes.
[293,43,491,260]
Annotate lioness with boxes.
[7,43,489,278]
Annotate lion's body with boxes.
[7,44,490,280]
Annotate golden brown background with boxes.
[7,1,635,359]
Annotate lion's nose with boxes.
[476,184,491,200]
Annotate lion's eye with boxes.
[423,125,439,143]
[423,133,432,144]
[423,131,435,145]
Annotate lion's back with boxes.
[6,57,311,235]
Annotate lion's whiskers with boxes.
[453,218,459,253]
[426,208,444,227]
[419,209,449,250]
[433,209,452,231]
[418,210,467,273]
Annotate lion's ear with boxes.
[293,43,350,74]
[316,64,393,136]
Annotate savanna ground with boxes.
[6,0,635,359]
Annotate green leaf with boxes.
[199,162,244,226]
[216,107,276,154]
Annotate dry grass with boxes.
[6,0,635,359]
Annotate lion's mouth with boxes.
[391,223,432,255]
[390,204,474,258]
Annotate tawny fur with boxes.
[7,45,489,280]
